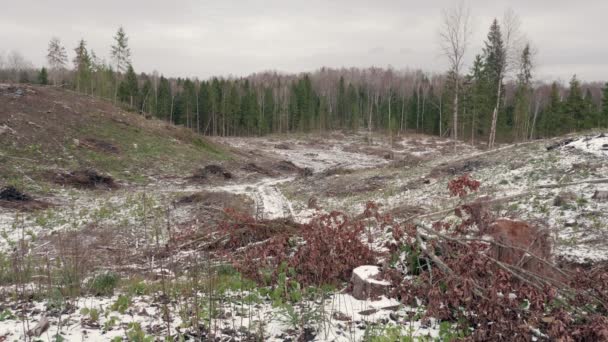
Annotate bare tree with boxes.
[439,0,471,141]
[6,50,33,82]
[46,37,68,85]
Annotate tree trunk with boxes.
[400,92,405,135]
[170,96,174,123]
[196,93,200,134]
[489,78,503,149]
[529,98,541,140]
[453,78,459,141]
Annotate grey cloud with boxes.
[0,0,606,81]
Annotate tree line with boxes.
[1,21,607,145]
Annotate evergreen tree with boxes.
[467,55,492,142]
[347,83,359,130]
[73,39,91,93]
[583,89,598,128]
[336,76,347,127]
[513,44,533,141]
[262,87,275,133]
[197,82,212,134]
[539,82,563,137]
[118,64,139,108]
[111,26,131,103]
[483,19,506,148]
[601,83,608,128]
[564,75,586,131]
[37,67,48,85]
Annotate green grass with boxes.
[0,115,230,189]
[69,119,229,182]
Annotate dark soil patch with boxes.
[175,191,254,215]
[80,137,120,154]
[274,143,292,150]
[274,160,313,177]
[0,186,51,210]
[241,163,277,177]
[428,158,486,178]
[387,154,423,169]
[191,165,233,182]
[324,175,389,197]
[0,186,32,201]
[53,169,118,190]
[546,138,575,151]
[321,167,354,177]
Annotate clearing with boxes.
[0,85,607,341]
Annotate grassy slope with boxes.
[0,84,228,191]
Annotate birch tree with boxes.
[46,37,67,85]
[439,1,471,141]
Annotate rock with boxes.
[351,265,391,300]
[274,143,292,150]
[592,190,608,202]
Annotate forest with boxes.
[1,20,607,145]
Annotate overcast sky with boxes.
[2,0,607,82]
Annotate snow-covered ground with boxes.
[0,286,440,341]
[1,132,607,341]
[565,134,608,158]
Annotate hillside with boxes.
[0,83,227,189]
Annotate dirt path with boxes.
[208,135,394,221]
[213,177,295,220]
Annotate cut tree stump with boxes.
[351,265,391,300]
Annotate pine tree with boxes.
[117,64,138,108]
[37,67,48,85]
[111,27,132,103]
[564,75,586,131]
[483,19,506,148]
[601,83,608,128]
[73,39,91,93]
[539,82,563,137]
[513,44,533,141]
[337,76,347,127]
[463,55,492,143]
[583,89,598,128]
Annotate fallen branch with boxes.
[536,178,608,189]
